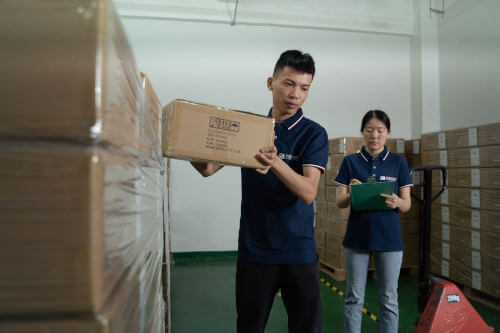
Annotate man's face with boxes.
[267,66,313,120]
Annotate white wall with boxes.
[437,0,500,130]
[122,18,413,252]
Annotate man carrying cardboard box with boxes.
[191,50,329,333]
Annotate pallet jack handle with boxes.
[409,165,447,313]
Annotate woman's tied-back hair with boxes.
[360,110,391,132]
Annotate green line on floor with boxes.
[320,277,379,323]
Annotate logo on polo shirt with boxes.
[446,294,460,303]
[279,153,299,161]
[380,176,397,182]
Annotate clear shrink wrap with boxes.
[0,142,165,332]
[0,0,162,167]
[0,1,165,330]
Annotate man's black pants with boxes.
[236,259,322,333]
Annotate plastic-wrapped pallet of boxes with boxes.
[0,1,166,332]
[422,123,500,299]
[315,137,414,280]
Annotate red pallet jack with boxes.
[411,166,494,332]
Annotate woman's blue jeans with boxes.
[343,247,403,333]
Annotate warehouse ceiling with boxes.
[114,0,414,35]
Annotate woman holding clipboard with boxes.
[335,110,413,333]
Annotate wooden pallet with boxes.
[319,261,346,281]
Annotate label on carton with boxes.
[471,210,480,229]
[441,206,450,223]
[413,140,420,154]
[326,155,331,170]
[209,116,240,132]
[440,150,448,166]
[339,139,345,153]
[471,189,480,208]
[441,189,449,205]
[471,250,481,270]
[470,148,480,166]
[205,128,241,154]
[471,169,480,187]
[442,224,450,241]
[438,133,446,149]
[412,171,421,185]
[468,127,478,146]
[442,242,450,259]
[472,271,481,290]
[441,260,449,277]
[471,230,481,250]
[397,140,404,154]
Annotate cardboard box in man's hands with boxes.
[162,99,275,168]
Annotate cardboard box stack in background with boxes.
[162,99,275,168]
[0,1,166,331]
[315,137,414,280]
[400,139,423,269]
[423,123,500,299]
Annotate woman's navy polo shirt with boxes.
[238,108,329,264]
[334,146,413,252]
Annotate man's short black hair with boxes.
[273,50,315,78]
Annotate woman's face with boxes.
[362,117,390,153]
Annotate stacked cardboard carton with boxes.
[400,139,423,268]
[423,123,500,299]
[315,137,414,280]
[0,1,166,331]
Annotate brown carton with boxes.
[327,201,350,221]
[447,146,500,168]
[431,203,500,233]
[450,250,500,298]
[0,264,165,333]
[162,100,274,168]
[315,201,328,219]
[421,132,447,151]
[317,245,327,262]
[421,149,448,166]
[315,229,326,247]
[446,168,500,189]
[329,137,363,154]
[402,250,419,267]
[405,139,421,156]
[325,185,337,202]
[317,184,326,202]
[386,138,406,155]
[446,123,500,149]
[331,219,348,237]
[0,142,164,314]
[445,187,500,211]
[401,217,420,234]
[0,0,159,158]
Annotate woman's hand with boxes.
[380,193,402,210]
[349,178,362,193]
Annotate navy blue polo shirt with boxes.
[334,146,413,252]
[238,108,329,264]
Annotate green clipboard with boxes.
[350,181,394,211]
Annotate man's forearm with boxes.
[270,158,319,205]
